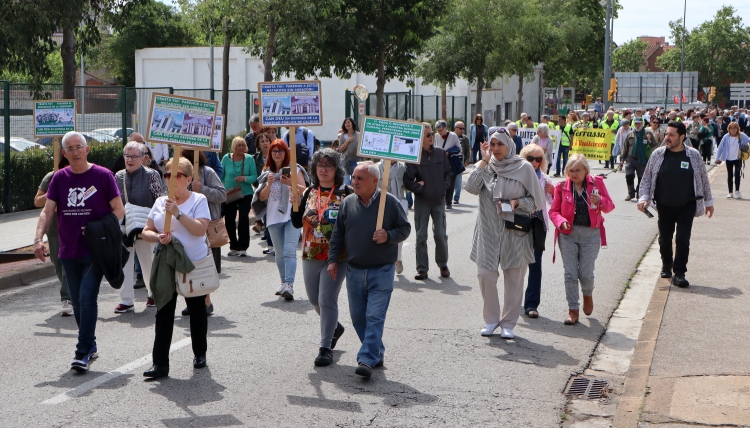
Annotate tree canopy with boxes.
[612,39,647,73]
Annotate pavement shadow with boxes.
[97,308,159,330]
[174,315,242,339]
[394,275,472,295]
[671,284,743,299]
[221,255,265,265]
[445,207,476,215]
[516,315,605,341]
[487,335,579,368]
[148,368,242,427]
[35,371,135,394]
[260,298,313,315]
[34,313,79,338]
[286,366,438,411]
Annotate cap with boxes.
[633,117,644,124]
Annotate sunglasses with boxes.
[456,127,465,130]
[163,172,187,179]
[424,132,433,138]
[526,156,543,163]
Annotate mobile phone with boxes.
[500,200,513,213]
[643,208,654,218]
[281,166,291,177]
[591,188,599,209]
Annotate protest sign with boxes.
[34,99,76,171]
[570,129,611,160]
[258,80,324,211]
[357,116,424,228]
[146,93,218,150]
[211,115,225,152]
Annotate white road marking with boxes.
[0,278,58,299]
[42,337,192,405]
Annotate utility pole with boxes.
[209,23,215,99]
[602,0,612,110]
[679,0,686,110]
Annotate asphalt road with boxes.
[0,161,666,427]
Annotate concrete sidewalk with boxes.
[624,166,750,427]
[0,208,45,252]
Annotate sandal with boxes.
[526,310,539,319]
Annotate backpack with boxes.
[285,129,311,166]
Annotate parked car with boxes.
[90,128,134,143]
[37,133,105,146]
[0,137,45,152]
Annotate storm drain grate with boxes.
[565,377,608,399]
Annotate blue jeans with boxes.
[60,255,104,355]
[344,160,358,185]
[267,220,300,283]
[406,192,413,209]
[134,253,142,277]
[453,173,463,202]
[556,145,570,175]
[346,263,395,367]
[472,144,481,163]
[524,250,543,312]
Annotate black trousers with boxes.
[726,159,741,192]
[224,194,252,251]
[445,174,457,206]
[657,201,696,276]
[153,293,207,366]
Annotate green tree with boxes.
[657,6,750,96]
[612,39,647,72]
[0,51,67,84]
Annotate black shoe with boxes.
[660,267,672,278]
[374,358,384,368]
[181,307,190,316]
[314,348,333,367]
[134,275,146,289]
[453,200,459,205]
[553,173,561,178]
[355,362,372,378]
[193,355,207,369]
[206,304,214,316]
[331,323,345,350]
[445,204,452,210]
[671,275,690,288]
[143,365,169,379]
[415,271,428,280]
[263,248,275,255]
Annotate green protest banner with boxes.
[34,100,76,137]
[146,93,219,150]
[357,117,424,164]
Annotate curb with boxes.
[0,264,56,291]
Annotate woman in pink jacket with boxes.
[549,154,615,325]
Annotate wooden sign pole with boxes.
[193,150,200,182]
[375,160,392,230]
[164,145,182,234]
[289,126,299,212]
[53,137,59,172]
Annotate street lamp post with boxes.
[679,0,686,110]
[601,0,612,110]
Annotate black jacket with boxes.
[404,146,452,207]
[85,213,130,289]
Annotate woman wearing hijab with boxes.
[464,130,545,339]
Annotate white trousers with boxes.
[119,239,155,306]
[478,266,528,330]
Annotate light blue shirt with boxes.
[282,127,315,155]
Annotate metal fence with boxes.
[0,82,261,213]
[344,90,469,126]
[613,72,699,106]
[411,95,468,125]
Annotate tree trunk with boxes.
[516,75,524,121]
[61,28,77,99]
[441,83,447,120]
[474,75,484,119]
[221,19,230,117]
[375,51,386,117]
[263,20,277,82]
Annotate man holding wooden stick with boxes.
[327,161,411,379]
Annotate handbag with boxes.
[207,218,230,248]
[122,174,151,236]
[225,156,245,204]
[175,246,220,297]
[531,216,547,252]
[504,214,532,233]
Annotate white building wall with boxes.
[135,47,539,140]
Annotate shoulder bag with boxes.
[176,242,220,297]
[123,174,151,236]
[225,156,245,204]
[198,168,230,248]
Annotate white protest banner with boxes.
[501,127,563,166]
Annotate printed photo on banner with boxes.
[257,81,323,127]
[211,115,225,151]
[33,100,76,137]
[357,116,424,164]
[146,93,218,150]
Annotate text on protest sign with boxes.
[34,100,76,137]
[570,129,611,160]
[357,117,424,164]
[146,93,219,150]
[258,81,323,127]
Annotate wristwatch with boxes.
[176,211,183,221]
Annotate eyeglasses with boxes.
[65,145,85,153]
[316,163,334,171]
[526,156,543,163]
[124,155,142,161]
[163,172,187,179]
[424,132,433,138]
[456,127,465,130]
[271,149,285,154]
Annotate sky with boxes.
[612,0,750,45]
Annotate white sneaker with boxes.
[735,191,742,199]
[237,251,248,257]
[500,328,515,339]
[227,250,239,256]
[61,300,74,317]
[275,282,285,296]
[395,261,403,274]
[480,322,500,336]
[282,283,294,301]
[727,193,734,199]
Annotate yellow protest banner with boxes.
[570,129,611,160]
